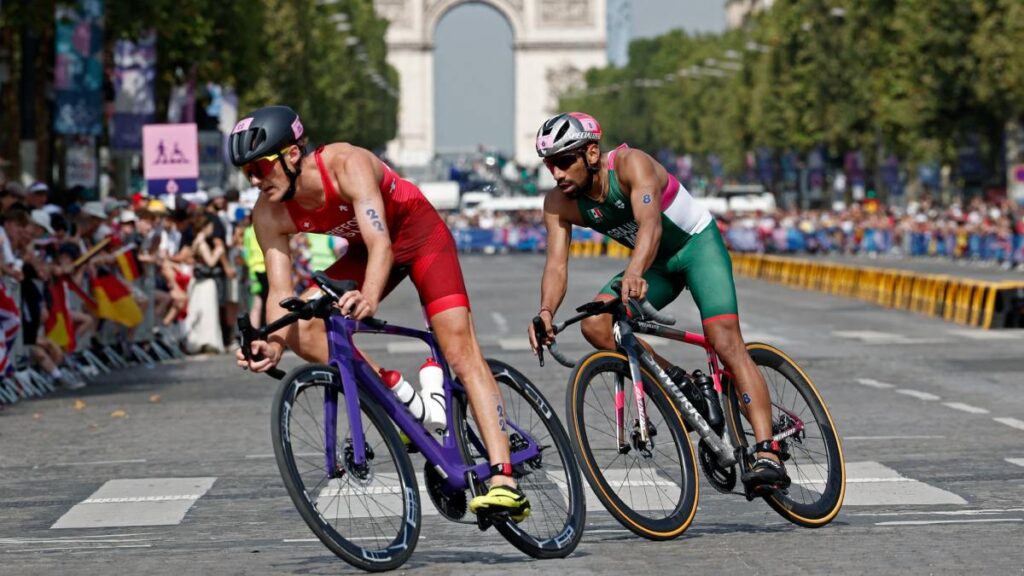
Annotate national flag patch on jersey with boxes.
[589,208,604,222]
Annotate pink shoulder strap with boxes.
[607,143,629,170]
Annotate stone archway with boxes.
[374,0,607,167]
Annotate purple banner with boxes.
[111,32,157,150]
[53,0,104,136]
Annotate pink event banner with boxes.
[142,123,199,180]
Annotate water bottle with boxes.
[418,358,447,433]
[380,368,429,424]
[692,369,724,433]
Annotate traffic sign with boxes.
[143,123,199,195]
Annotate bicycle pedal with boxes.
[475,512,495,532]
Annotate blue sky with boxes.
[434,1,727,155]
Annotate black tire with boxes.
[566,351,699,540]
[454,359,586,558]
[724,343,846,527]
[272,364,420,571]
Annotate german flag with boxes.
[115,248,141,283]
[45,279,75,351]
[92,274,143,328]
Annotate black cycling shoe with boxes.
[741,440,792,495]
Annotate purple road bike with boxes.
[238,273,585,571]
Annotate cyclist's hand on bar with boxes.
[336,289,378,320]
[528,310,555,355]
[238,340,283,373]
[619,273,648,306]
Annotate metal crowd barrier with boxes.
[0,262,186,407]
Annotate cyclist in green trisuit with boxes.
[527,112,790,493]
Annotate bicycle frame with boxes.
[323,312,542,492]
[618,317,810,468]
[610,317,736,467]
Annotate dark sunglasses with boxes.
[544,152,581,172]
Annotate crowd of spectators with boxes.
[0,166,276,396]
[437,194,1024,271]
[718,197,1024,268]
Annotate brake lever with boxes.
[531,316,547,367]
[237,315,256,362]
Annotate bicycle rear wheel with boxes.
[723,343,846,527]
[454,359,586,559]
[272,364,420,571]
[566,351,699,540]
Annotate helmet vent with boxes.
[554,121,570,143]
[250,129,266,152]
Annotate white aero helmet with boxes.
[535,112,602,158]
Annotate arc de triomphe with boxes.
[373,0,607,167]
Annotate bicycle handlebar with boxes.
[533,280,676,369]
[237,272,368,381]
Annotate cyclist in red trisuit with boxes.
[231,105,529,520]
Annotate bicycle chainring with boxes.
[424,463,468,522]
[698,439,736,494]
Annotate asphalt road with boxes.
[2,254,1022,575]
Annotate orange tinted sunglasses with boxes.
[242,146,294,179]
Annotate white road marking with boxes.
[850,507,1024,517]
[841,461,966,506]
[946,328,1024,340]
[52,477,217,529]
[4,544,154,553]
[82,495,204,504]
[942,402,990,414]
[856,378,895,389]
[51,459,148,467]
[876,518,1022,526]
[993,417,1024,431]
[845,435,945,441]
[1006,458,1024,467]
[498,338,534,351]
[832,331,946,345]
[490,312,508,334]
[386,341,431,355]
[245,452,318,459]
[895,389,941,401]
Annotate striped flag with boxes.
[45,279,76,351]
[92,274,143,328]
[115,247,141,283]
[0,285,21,375]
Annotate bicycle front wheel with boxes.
[455,359,586,559]
[723,343,846,527]
[272,364,420,571]
[566,351,699,540]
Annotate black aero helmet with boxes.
[229,105,304,166]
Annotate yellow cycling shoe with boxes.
[469,485,531,523]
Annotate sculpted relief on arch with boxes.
[537,0,593,27]
[375,0,412,29]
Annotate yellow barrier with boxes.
[728,253,1024,329]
